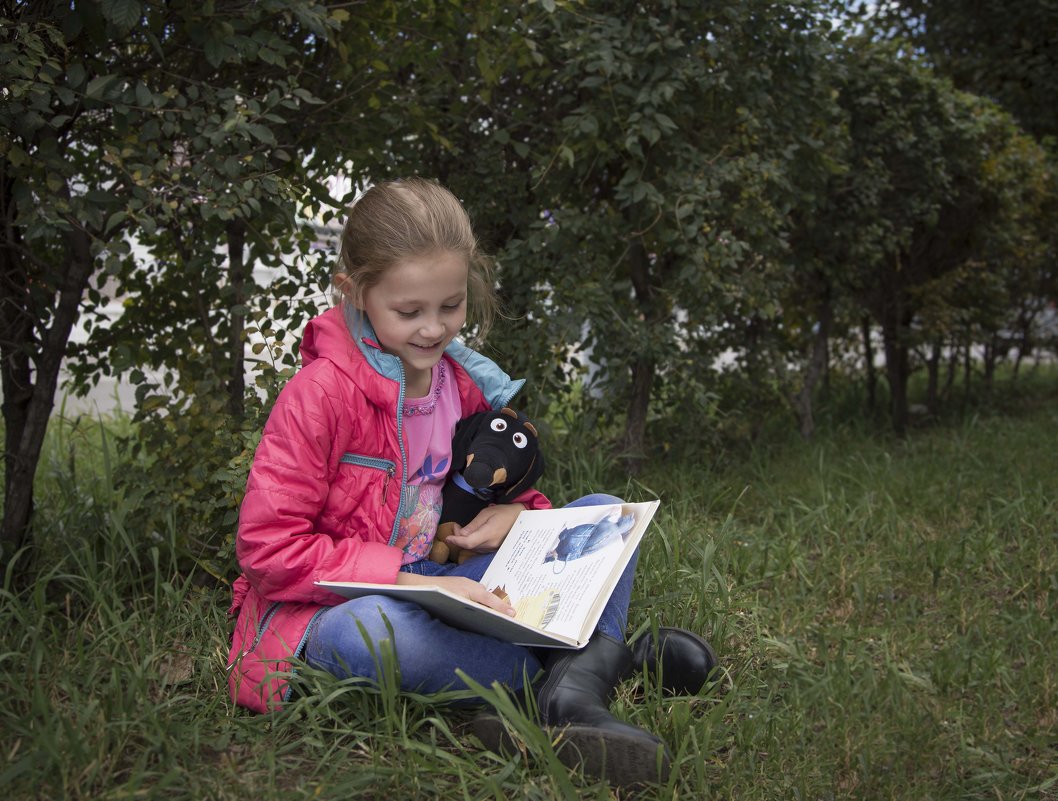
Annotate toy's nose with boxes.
[464,457,508,488]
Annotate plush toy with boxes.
[429,407,545,564]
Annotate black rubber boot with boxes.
[630,626,719,696]
[472,634,670,787]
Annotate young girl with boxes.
[225,178,717,788]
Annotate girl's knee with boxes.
[311,597,417,657]
[307,596,424,678]
[324,596,421,638]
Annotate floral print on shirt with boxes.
[394,483,443,564]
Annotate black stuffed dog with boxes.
[429,407,545,564]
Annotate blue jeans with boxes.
[304,494,638,695]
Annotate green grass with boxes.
[2,393,1057,800]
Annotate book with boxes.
[316,500,660,649]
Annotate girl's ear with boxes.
[334,272,363,308]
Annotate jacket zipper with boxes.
[351,334,408,545]
[250,601,282,652]
[339,453,397,504]
[391,359,408,546]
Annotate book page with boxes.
[479,502,652,641]
[314,581,582,647]
[316,500,658,648]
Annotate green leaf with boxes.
[104,211,126,234]
[101,0,142,32]
[204,38,227,68]
[141,395,168,412]
[135,81,152,108]
[7,145,29,168]
[61,11,83,40]
[246,124,277,145]
[85,74,119,100]
[66,63,86,89]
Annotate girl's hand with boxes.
[395,572,515,616]
[443,503,525,555]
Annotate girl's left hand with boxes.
[442,503,526,555]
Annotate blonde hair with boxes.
[334,177,498,343]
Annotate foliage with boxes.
[0,0,383,569]
[861,0,1058,141]
[429,1,849,461]
[784,40,1054,434]
[5,0,1058,581]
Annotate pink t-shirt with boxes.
[393,359,463,564]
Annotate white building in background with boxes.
[58,176,352,419]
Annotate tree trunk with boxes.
[226,220,247,419]
[1,222,96,565]
[0,169,34,560]
[1012,307,1033,378]
[617,239,658,470]
[621,355,655,467]
[793,290,833,439]
[880,314,910,437]
[944,340,958,399]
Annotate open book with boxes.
[316,500,660,649]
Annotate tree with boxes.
[438,0,845,461]
[821,41,1038,434]
[860,0,1058,396]
[862,0,1058,142]
[0,0,356,569]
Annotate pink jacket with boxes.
[225,306,551,712]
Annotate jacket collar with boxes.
[300,305,524,409]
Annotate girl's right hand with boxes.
[395,571,516,617]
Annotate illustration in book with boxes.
[542,507,637,568]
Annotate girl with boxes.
[225,178,717,788]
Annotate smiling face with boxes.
[355,250,469,397]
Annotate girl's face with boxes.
[357,250,468,396]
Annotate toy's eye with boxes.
[512,433,528,449]
[490,418,508,432]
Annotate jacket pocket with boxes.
[339,453,396,499]
[325,453,397,520]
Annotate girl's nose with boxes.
[419,315,445,338]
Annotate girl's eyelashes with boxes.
[394,300,464,318]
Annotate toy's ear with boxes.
[451,411,489,471]
[502,407,539,438]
